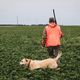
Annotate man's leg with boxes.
[54,46,60,57]
[54,46,61,64]
[47,46,54,58]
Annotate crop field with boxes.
[0,25,80,80]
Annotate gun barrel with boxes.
[53,9,57,24]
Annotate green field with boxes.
[0,26,80,80]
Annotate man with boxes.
[41,17,64,58]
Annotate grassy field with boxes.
[0,26,80,80]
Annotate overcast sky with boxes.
[0,0,80,25]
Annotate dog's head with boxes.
[20,58,31,66]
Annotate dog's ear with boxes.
[25,59,28,62]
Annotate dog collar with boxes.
[27,59,31,68]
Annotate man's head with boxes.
[49,17,55,23]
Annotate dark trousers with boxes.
[47,46,60,58]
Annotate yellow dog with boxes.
[20,53,62,70]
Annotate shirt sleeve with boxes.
[42,27,47,40]
[41,27,47,47]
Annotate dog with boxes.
[20,52,62,70]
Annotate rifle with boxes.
[53,9,57,24]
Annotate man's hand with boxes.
[61,33,64,38]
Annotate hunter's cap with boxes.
[49,17,55,23]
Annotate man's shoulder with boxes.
[56,25,61,29]
[56,24,60,27]
[45,25,49,29]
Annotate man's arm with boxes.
[58,26,64,38]
[60,27,64,38]
[41,28,46,47]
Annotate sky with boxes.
[0,0,80,25]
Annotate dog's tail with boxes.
[55,51,62,61]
